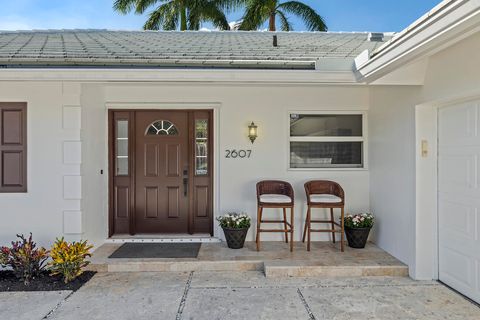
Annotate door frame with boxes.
[108,108,215,236]
[415,91,480,280]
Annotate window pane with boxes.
[290,114,362,137]
[195,119,208,175]
[290,142,363,168]
[146,120,179,136]
[116,120,128,175]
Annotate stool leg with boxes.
[307,206,312,251]
[256,206,262,251]
[283,208,288,243]
[302,208,308,243]
[340,207,345,252]
[330,207,336,244]
[290,207,294,252]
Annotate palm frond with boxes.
[276,10,291,31]
[113,0,138,14]
[189,0,230,30]
[134,0,162,14]
[239,0,271,31]
[214,0,249,13]
[143,2,178,30]
[277,1,327,31]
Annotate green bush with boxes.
[0,233,48,285]
[48,238,93,283]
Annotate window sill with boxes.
[287,167,368,172]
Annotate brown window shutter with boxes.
[0,102,27,192]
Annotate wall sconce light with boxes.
[248,122,258,144]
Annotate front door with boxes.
[136,111,189,233]
[109,110,213,236]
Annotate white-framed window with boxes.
[288,111,367,169]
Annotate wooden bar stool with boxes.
[302,180,345,252]
[256,180,294,252]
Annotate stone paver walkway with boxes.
[1,272,479,320]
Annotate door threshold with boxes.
[106,234,220,243]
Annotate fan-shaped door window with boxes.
[146,120,179,136]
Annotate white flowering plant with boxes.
[217,213,251,229]
[344,213,374,229]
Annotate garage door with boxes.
[438,100,480,303]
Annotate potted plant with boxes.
[217,213,251,249]
[343,213,374,249]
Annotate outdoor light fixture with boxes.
[248,122,258,144]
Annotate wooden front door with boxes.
[136,111,189,233]
[109,110,213,236]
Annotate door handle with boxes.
[183,169,188,197]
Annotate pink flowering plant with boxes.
[344,213,374,229]
[217,213,251,229]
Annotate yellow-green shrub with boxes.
[48,238,93,283]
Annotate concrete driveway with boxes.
[1,272,479,320]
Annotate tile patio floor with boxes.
[88,241,408,277]
[2,271,479,320]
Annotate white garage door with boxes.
[438,100,480,304]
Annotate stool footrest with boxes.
[309,229,341,233]
[309,220,342,227]
[259,229,293,233]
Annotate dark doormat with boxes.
[108,243,201,259]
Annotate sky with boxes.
[0,0,443,32]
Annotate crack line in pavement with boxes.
[176,271,194,320]
[297,288,316,320]
[187,283,439,290]
[42,291,75,319]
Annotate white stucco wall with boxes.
[368,86,421,276]
[0,82,83,248]
[92,83,371,242]
[368,31,480,279]
[0,80,371,248]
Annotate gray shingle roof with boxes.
[0,30,391,70]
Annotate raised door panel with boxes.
[166,144,180,177]
[195,186,208,218]
[167,187,180,218]
[2,150,23,186]
[1,110,23,145]
[439,102,479,145]
[114,186,129,219]
[144,144,159,177]
[145,187,159,218]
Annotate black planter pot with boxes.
[345,227,371,249]
[222,227,249,249]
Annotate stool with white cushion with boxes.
[256,180,294,252]
[302,180,345,252]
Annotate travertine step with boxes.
[263,261,409,278]
[88,241,409,278]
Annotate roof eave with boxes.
[0,67,359,84]
[355,0,480,83]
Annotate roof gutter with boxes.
[0,59,316,70]
[355,0,480,83]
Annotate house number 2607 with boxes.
[225,149,252,158]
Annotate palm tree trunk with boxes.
[269,14,276,31]
[180,4,187,31]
